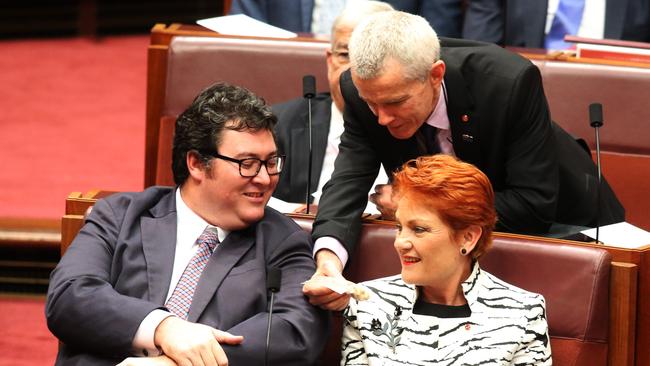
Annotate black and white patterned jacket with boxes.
[341,263,552,365]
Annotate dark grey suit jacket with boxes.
[312,38,624,255]
[46,186,328,365]
[273,93,331,203]
[463,0,650,47]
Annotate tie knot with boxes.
[197,228,219,253]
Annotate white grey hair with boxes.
[349,11,440,81]
[330,0,394,46]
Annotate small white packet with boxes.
[305,277,371,301]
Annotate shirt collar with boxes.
[176,188,228,243]
[424,81,450,131]
[404,260,482,310]
[460,260,481,307]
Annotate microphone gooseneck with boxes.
[589,103,603,244]
[265,267,282,366]
[302,75,316,214]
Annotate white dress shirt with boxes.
[132,188,228,356]
[312,102,390,208]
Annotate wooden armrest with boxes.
[61,190,115,256]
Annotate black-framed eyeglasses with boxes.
[197,150,285,178]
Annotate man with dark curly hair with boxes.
[47,82,328,366]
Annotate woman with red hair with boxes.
[341,155,552,365]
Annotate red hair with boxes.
[393,154,497,258]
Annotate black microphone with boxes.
[303,75,316,99]
[265,267,282,366]
[302,75,316,214]
[589,102,603,244]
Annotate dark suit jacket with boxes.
[46,187,328,365]
[229,0,464,37]
[312,38,624,255]
[273,93,331,203]
[463,0,650,47]
[230,0,314,33]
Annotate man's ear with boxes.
[429,60,446,84]
[186,151,207,181]
[326,49,335,72]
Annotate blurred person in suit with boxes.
[229,0,464,37]
[303,11,624,311]
[272,1,393,206]
[46,82,328,366]
[463,0,650,49]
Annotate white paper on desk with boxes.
[267,196,304,213]
[197,14,297,39]
[581,222,650,248]
[310,189,381,216]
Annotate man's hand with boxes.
[302,249,350,311]
[154,316,243,366]
[368,184,397,221]
[117,355,177,366]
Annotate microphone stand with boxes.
[265,268,282,366]
[307,98,313,214]
[265,290,277,366]
[589,103,603,244]
[302,75,316,214]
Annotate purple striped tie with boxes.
[165,228,219,319]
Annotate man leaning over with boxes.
[303,11,623,310]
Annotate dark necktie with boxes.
[165,228,219,319]
[416,123,440,155]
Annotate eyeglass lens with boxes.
[240,156,283,177]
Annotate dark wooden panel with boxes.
[0,0,225,38]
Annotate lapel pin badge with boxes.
[461,114,470,123]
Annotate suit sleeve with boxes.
[462,0,505,44]
[221,228,329,365]
[45,198,160,357]
[494,63,558,233]
[311,73,381,255]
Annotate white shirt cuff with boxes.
[313,236,348,268]
[132,309,174,357]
